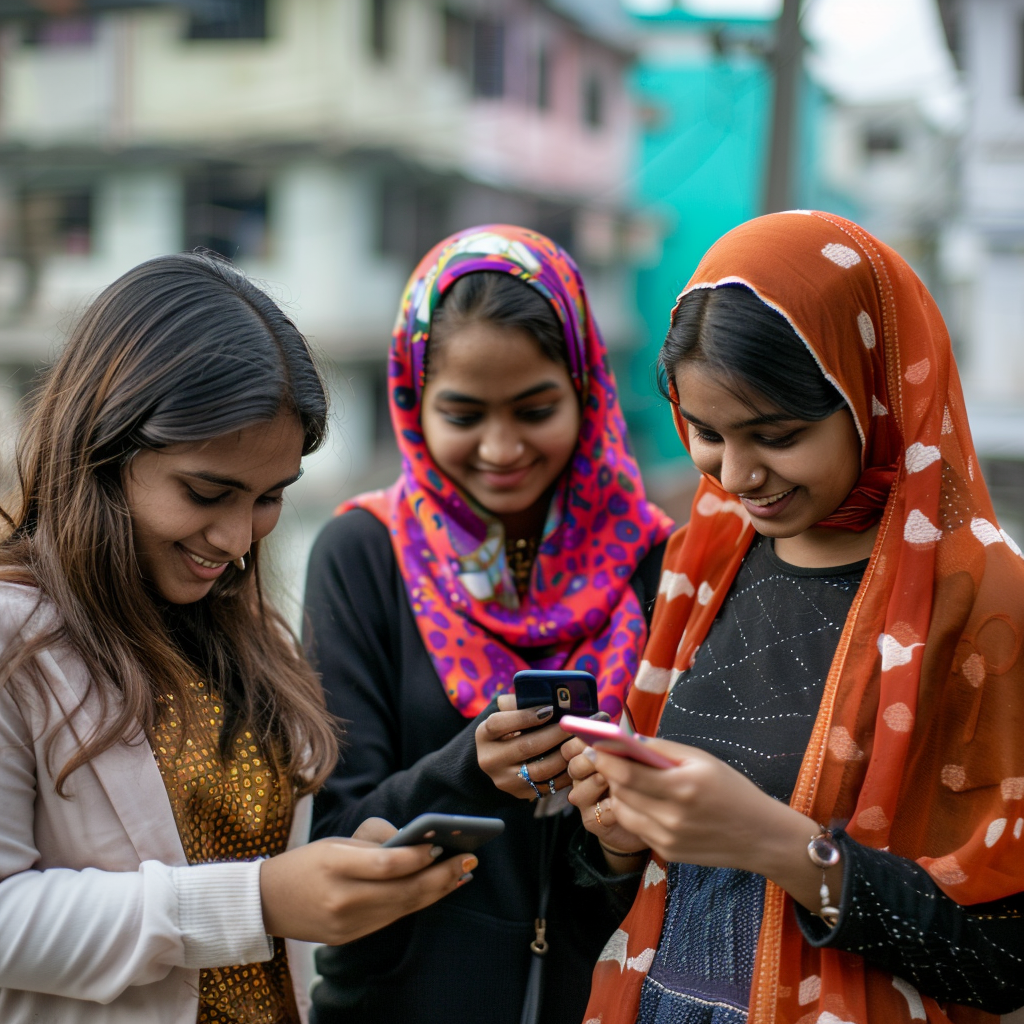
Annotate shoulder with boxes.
[312,508,392,560]
[306,510,398,601]
[0,581,55,646]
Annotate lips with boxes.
[475,464,535,490]
[740,487,797,519]
[176,543,229,580]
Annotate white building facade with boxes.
[941,0,1024,537]
[0,0,641,608]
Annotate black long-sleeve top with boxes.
[303,509,664,1024]
[659,535,1024,1016]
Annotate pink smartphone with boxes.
[559,715,680,769]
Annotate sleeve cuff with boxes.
[794,829,863,947]
[167,860,274,969]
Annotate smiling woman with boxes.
[0,253,477,1024]
[303,225,674,1024]
[565,213,1024,1024]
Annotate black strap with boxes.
[520,815,557,1024]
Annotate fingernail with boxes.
[430,845,444,859]
[535,706,554,721]
[457,872,474,886]
[461,855,478,873]
[584,747,597,763]
[591,711,611,723]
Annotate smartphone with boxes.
[559,715,680,769]
[513,669,598,721]
[381,813,505,854]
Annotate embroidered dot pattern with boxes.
[659,537,864,802]
[150,680,299,1024]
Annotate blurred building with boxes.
[820,99,956,293]
[939,0,1024,538]
[613,4,842,518]
[0,0,641,608]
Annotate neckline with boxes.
[758,535,870,578]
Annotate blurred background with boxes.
[0,0,1021,623]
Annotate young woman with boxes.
[304,225,674,1024]
[0,253,474,1024]
[564,212,1024,1024]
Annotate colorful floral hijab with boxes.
[342,225,673,721]
[584,212,1024,1024]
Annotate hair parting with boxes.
[658,283,847,421]
[426,271,568,376]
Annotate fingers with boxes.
[566,771,608,810]
[351,817,398,844]
[318,838,440,881]
[393,853,478,916]
[589,748,680,794]
[478,706,555,742]
[560,736,587,761]
[515,747,569,786]
[566,746,600,781]
[496,694,518,712]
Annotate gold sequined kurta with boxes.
[150,680,300,1024]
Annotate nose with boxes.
[718,445,766,496]
[477,420,525,467]
[204,506,253,561]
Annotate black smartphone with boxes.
[512,669,598,721]
[381,813,505,854]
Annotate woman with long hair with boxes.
[303,225,674,1024]
[565,213,1024,1023]
[0,253,474,1024]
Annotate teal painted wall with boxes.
[626,54,773,467]
[622,41,853,472]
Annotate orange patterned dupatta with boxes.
[584,212,1024,1024]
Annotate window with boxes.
[185,167,269,260]
[22,17,96,47]
[537,44,551,111]
[442,9,504,99]
[20,188,93,257]
[583,73,603,129]
[472,19,504,98]
[864,125,902,155]
[369,0,390,61]
[443,8,472,72]
[377,177,449,266]
[186,0,267,41]
[1019,16,1024,98]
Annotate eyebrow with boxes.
[435,382,563,405]
[677,406,800,430]
[182,470,302,493]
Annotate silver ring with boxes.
[519,763,542,799]
[547,778,557,796]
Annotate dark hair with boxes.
[659,284,847,420]
[0,252,337,796]
[427,271,567,372]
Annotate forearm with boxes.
[795,833,1024,1013]
[741,802,844,921]
[0,861,270,1001]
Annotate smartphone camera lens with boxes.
[556,686,571,708]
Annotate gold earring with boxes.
[233,556,246,571]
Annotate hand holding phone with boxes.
[381,813,505,855]
[559,716,681,769]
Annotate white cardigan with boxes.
[0,583,313,1024]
